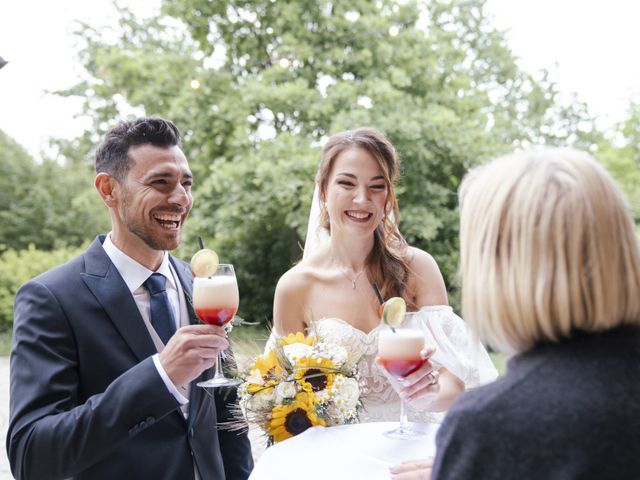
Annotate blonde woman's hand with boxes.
[375,346,440,410]
[390,458,433,479]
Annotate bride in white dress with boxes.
[271,128,497,422]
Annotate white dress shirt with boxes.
[102,234,189,406]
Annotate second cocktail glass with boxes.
[193,264,241,388]
[378,311,427,439]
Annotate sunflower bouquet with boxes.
[237,331,362,444]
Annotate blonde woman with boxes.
[431,149,640,479]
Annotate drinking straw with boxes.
[372,282,384,305]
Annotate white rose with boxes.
[283,343,313,364]
[333,377,360,410]
[274,381,297,403]
[246,387,275,412]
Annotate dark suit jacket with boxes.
[432,325,640,480]
[6,236,253,480]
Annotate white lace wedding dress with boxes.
[267,305,498,423]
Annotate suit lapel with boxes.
[81,237,157,362]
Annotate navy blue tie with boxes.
[144,273,176,344]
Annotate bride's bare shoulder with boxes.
[273,260,324,333]
[276,261,320,293]
[275,251,332,307]
[406,246,448,306]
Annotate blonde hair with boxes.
[316,128,411,306]
[459,148,640,354]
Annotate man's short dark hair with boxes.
[95,116,182,180]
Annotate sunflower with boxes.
[268,392,326,443]
[278,332,313,347]
[247,381,277,395]
[294,356,336,394]
[247,350,284,394]
[252,350,283,378]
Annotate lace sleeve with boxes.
[417,306,499,389]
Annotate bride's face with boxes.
[322,147,388,238]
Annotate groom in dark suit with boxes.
[6,117,253,479]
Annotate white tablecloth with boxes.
[250,422,439,480]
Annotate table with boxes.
[249,422,439,480]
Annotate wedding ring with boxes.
[428,372,438,385]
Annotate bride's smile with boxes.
[345,210,373,222]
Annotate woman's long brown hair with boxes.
[316,128,415,310]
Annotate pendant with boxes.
[352,280,356,289]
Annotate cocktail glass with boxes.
[193,264,241,388]
[378,312,427,439]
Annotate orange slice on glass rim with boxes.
[190,248,219,278]
[380,297,406,328]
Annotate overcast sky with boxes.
[1,0,639,160]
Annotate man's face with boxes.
[112,144,193,256]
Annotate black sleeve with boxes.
[431,406,499,480]
[215,384,254,480]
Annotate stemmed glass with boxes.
[193,264,241,388]
[378,312,427,439]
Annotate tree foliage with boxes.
[1,0,638,335]
[0,244,88,331]
[0,131,34,250]
[597,103,640,224]
[49,0,609,321]
[0,130,109,252]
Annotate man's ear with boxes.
[95,172,118,207]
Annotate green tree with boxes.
[0,131,108,331]
[0,244,88,331]
[57,0,599,321]
[0,130,36,250]
[597,102,640,225]
[0,130,109,252]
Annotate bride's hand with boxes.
[390,458,433,479]
[375,347,440,410]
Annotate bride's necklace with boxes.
[340,267,366,290]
